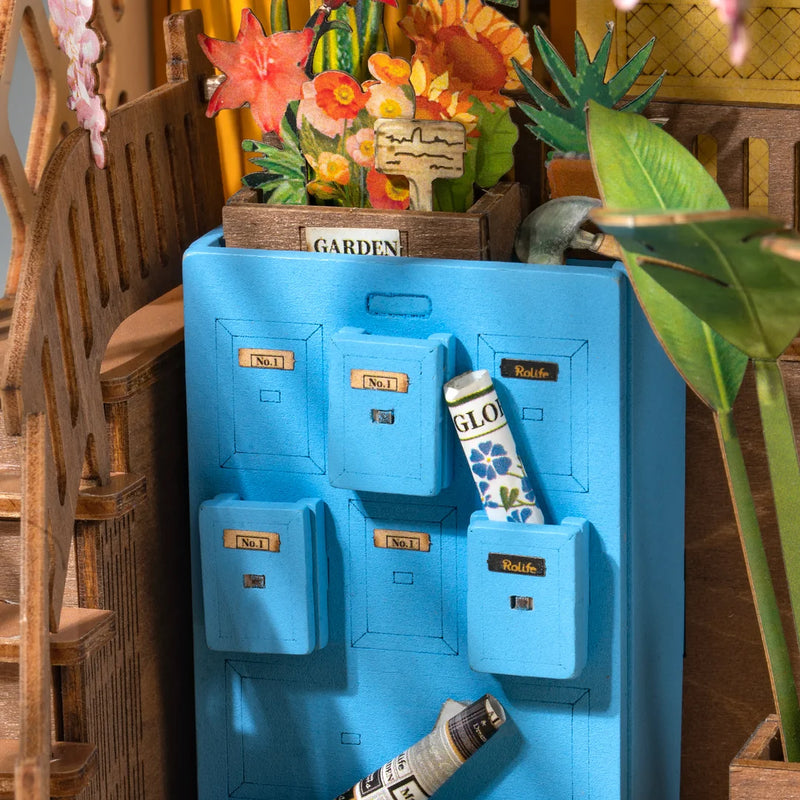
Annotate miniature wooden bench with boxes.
[0,11,222,799]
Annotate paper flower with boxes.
[297,80,346,139]
[399,0,532,109]
[346,128,376,167]
[198,9,314,135]
[48,0,108,168]
[469,441,512,481]
[409,60,478,134]
[365,83,414,120]
[368,53,412,86]
[315,152,351,185]
[366,169,410,209]
[312,71,370,120]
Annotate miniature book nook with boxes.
[3,2,800,800]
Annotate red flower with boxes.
[198,9,313,135]
[366,169,410,210]
[312,71,369,121]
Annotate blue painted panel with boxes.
[467,513,589,679]
[183,232,685,800]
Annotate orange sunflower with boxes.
[399,0,532,109]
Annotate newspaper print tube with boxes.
[333,694,506,800]
[444,370,545,524]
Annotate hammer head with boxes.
[515,196,602,265]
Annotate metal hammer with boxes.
[515,196,622,265]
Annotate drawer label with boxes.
[374,529,431,552]
[351,369,409,393]
[500,358,559,382]
[223,529,281,552]
[238,348,295,370]
[487,552,546,576]
[305,226,402,257]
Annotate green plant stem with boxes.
[755,356,800,644]
[716,407,800,761]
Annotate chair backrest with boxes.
[3,6,223,631]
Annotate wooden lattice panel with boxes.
[574,0,800,104]
[650,100,800,225]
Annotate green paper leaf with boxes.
[516,25,662,155]
[473,103,518,189]
[607,211,800,360]
[587,101,747,412]
[434,147,476,212]
[270,0,291,33]
[533,26,582,106]
[604,38,656,103]
[517,101,587,154]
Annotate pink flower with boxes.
[365,83,414,120]
[346,128,376,167]
[48,0,108,168]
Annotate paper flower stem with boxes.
[716,408,800,761]
[755,359,800,650]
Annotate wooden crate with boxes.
[730,715,800,798]
[222,181,524,262]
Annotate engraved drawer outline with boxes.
[216,319,325,474]
[478,333,589,493]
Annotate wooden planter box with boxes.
[730,715,800,799]
[221,181,523,262]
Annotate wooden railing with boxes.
[3,10,222,797]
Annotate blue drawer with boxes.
[198,494,328,655]
[467,512,589,679]
[328,327,455,496]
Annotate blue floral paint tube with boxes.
[444,369,545,524]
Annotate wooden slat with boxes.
[0,740,96,799]
[0,471,146,521]
[16,412,48,799]
[222,182,522,262]
[0,605,114,666]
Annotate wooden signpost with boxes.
[374,118,467,211]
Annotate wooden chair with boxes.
[0,10,222,798]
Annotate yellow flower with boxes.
[316,151,351,185]
[399,0,532,108]
[368,52,412,86]
[409,59,477,134]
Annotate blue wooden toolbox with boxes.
[183,229,685,800]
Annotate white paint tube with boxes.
[444,369,544,524]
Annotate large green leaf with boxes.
[598,210,800,360]
[473,103,518,189]
[587,101,747,412]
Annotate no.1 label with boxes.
[350,369,409,393]
[238,349,295,370]
[223,529,281,552]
